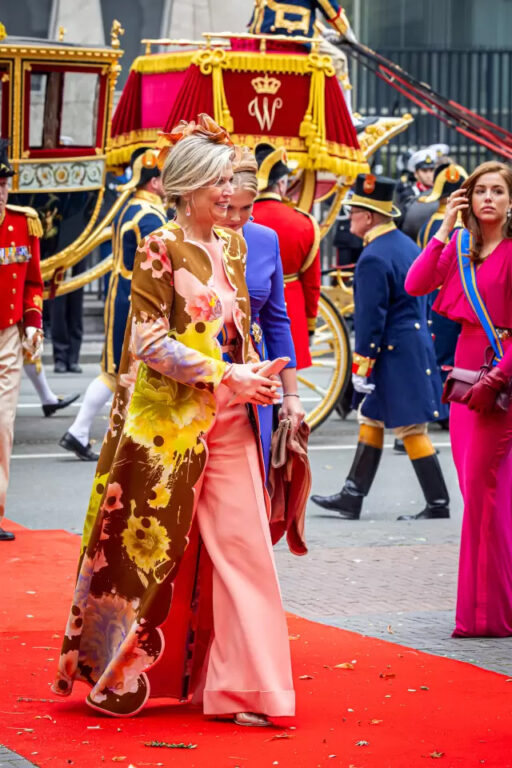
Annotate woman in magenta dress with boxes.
[405,161,512,637]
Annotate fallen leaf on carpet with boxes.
[328,755,337,758]
[355,740,369,747]
[289,635,300,640]
[298,674,313,679]
[144,742,197,750]
[334,662,354,670]
[429,751,444,759]
[369,719,383,725]
[87,725,102,730]
[112,758,127,762]
[379,672,395,679]
[420,686,429,691]
[387,625,394,634]
[35,715,54,721]
[267,732,292,741]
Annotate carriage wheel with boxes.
[299,293,352,431]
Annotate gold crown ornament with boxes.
[251,73,282,95]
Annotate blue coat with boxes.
[102,190,166,375]
[418,214,462,421]
[248,0,345,38]
[353,223,443,427]
[243,221,296,474]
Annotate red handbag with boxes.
[442,347,510,412]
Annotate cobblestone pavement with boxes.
[0,746,34,768]
[4,366,512,765]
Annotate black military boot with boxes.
[311,442,382,520]
[397,453,450,520]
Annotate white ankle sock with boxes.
[68,376,112,447]
[24,363,58,405]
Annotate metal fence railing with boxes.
[351,47,512,175]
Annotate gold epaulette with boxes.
[6,204,43,238]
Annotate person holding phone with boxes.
[405,161,512,637]
[52,115,295,726]
[225,146,304,474]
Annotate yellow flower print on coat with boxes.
[122,513,171,575]
[81,472,109,553]
[124,363,216,469]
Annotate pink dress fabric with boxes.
[191,238,295,715]
[406,233,512,637]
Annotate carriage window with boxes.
[28,70,100,149]
[60,72,100,147]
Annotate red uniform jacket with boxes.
[253,194,320,369]
[0,205,43,331]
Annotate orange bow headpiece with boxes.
[156,113,233,170]
[233,145,258,174]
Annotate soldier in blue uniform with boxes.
[59,147,166,460]
[417,160,468,427]
[311,174,450,521]
[248,0,353,39]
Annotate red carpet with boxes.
[1,522,512,768]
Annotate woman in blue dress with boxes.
[225,147,304,473]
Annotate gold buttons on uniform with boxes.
[414,322,420,329]
[426,368,432,375]
[9,304,14,310]
[9,318,13,325]
[433,410,439,418]
[12,273,17,279]
[10,241,15,246]
[370,342,376,349]
[12,288,16,294]
[387,344,394,350]
[7,225,13,231]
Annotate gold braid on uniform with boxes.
[6,204,43,238]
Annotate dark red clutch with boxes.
[442,347,511,412]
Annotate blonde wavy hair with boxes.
[162,135,235,207]
[461,160,512,263]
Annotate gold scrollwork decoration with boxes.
[110,19,125,50]
[193,48,227,76]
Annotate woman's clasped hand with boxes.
[223,361,282,405]
[461,365,510,413]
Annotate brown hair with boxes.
[232,145,258,196]
[232,170,258,196]
[461,160,512,262]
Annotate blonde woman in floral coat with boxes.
[52,115,295,727]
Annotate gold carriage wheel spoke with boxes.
[304,294,352,430]
[309,357,336,367]
[297,375,328,396]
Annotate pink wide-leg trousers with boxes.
[194,384,295,715]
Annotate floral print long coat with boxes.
[52,222,258,716]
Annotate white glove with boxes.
[22,326,44,361]
[352,373,375,394]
